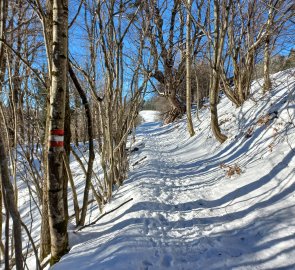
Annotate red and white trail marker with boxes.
[49,129,64,148]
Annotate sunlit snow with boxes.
[15,69,295,270]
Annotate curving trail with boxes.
[53,70,295,270]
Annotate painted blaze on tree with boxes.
[49,129,64,148]
[47,0,69,265]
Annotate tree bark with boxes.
[68,63,95,226]
[209,0,229,143]
[210,70,227,143]
[263,35,271,93]
[186,0,195,136]
[0,0,9,266]
[0,0,7,69]
[0,130,23,270]
[63,80,71,223]
[62,154,79,225]
[4,187,10,270]
[47,0,69,264]
[40,0,53,261]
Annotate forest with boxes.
[0,0,294,269]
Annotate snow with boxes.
[139,110,161,123]
[3,69,295,269]
[51,68,295,269]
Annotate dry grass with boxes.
[220,163,242,178]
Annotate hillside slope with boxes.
[53,69,295,270]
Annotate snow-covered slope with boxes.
[52,69,295,270]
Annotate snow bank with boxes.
[46,69,295,269]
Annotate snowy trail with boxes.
[52,70,295,270]
[52,119,219,270]
[132,122,229,269]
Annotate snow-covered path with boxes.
[52,70,295,270]
[54,119,220,270]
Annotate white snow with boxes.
[51,68,295,269]
[139,110,161,123]
[3,69,295,270]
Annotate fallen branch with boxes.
[76,198,133,232]
[132,156,147,166]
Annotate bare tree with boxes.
[200,0,231,143]
[144,0,186,123]
[219,0,294,104]
[68,62,95,226]
[47,0,69,264]
[0,125,23,270]
[40,0,53,261]
[262,0,294,93]
[185,0,195,136]
[0,0,293,267]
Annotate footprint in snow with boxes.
[161,254,173,267]
[142,260,153,267]
[143,219,150,234]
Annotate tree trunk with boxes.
[263,35,271,93]
[0,181,3,258]
[69,63,95,226]
[236,78,245,104]
[208,0,229,143]
[164,94,185,124]
[47,0,69,264]
[40,88,51,261]
[0,0,9,266]
[210,70,227,143]
[63,81,71,224]
[40,0,53,261]
[4,189,10,270]
[40,172,50,261]
[0,0,7,72]
[0,132,23,270]
[63,154,80,225]
[186,0,195,137]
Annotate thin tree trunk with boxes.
[4,191,9,270]
[186,0,195,136]
[210,70,227,143]
[69,63,95,226]
[0,0,7,262]
[40,96,51,260]
[194,66,201,121]
[62,154,79,226]
[40,179,50,261]
[0,0,7,74]
[263,35,271,93]
[74,93,80,146]
[0,182,3,258]
[0,132,23,270]
[40,0,53,261]
[63,80,71,224]
[47,0,69,264]
[209,0,229,143]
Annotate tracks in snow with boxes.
[136,126,214,268]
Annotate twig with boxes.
[76,198,133,232]
[20,221,41,270]
[132,156,147,166]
